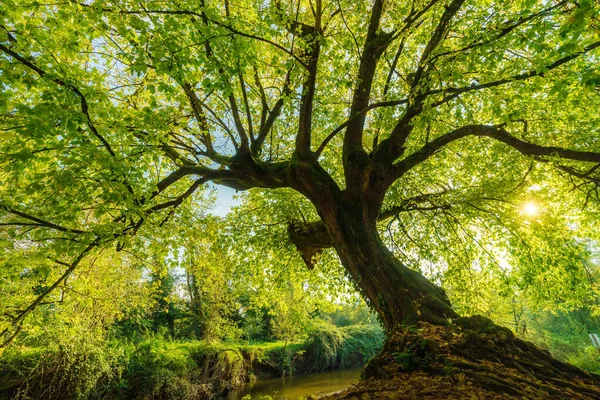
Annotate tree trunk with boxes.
[186,270,204,339]
[312,201,600,399]
[287,172,600,398]
[285,168,600,398]
[318,201,458,331]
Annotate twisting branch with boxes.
[373,6,600,169]
[390,124,600,185]
[130,129,196,166]
[323,37,600,163]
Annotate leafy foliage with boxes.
[3,0,600,396]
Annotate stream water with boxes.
[226,368,362,400]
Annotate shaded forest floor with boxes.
[324,317,600,400]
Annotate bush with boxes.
[294,323,384,374]
[338,324,385,368]
[116,339,246,399]
[0,332,126,400]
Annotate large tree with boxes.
[3,0,600,384]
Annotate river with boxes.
[226,368,362,400]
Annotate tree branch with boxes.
[428,1,569,64]
[430,40,600,109]
[0,204,89,234]
[252,68,293,157]
[1,240,97,347]
[375,0,466,165]
[295,12,322,157]
[0,44,116,158]
[0,43,139,199]
[149,177,209,212]
[343,0,392,176]
[391,124,600,184]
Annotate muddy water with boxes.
[226,368,362,400]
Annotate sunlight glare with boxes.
[522,202,539,216]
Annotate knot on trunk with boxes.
[287,221,332,270]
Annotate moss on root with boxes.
[326,316,600,400]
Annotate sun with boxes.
[522,202,539,216]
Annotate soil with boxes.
[323,316,600,399]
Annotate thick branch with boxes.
[409,0,466,94]
[295,21,321,156]
[391,124,600,183]
[374,9,600,168]
[379,0,466,162]
[343,0,392,173]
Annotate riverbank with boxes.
[227,367,362,400]
[0,324,383,399]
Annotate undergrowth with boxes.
[0,323,383,400]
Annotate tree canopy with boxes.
[2,0,600,345]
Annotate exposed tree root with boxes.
[323,316,600,399]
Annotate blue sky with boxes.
[210,186,242,217]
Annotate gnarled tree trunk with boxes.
[289,170,600,398]
[320,202,457,330]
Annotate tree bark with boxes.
[315,199,458,331]
[288,159,458,331]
